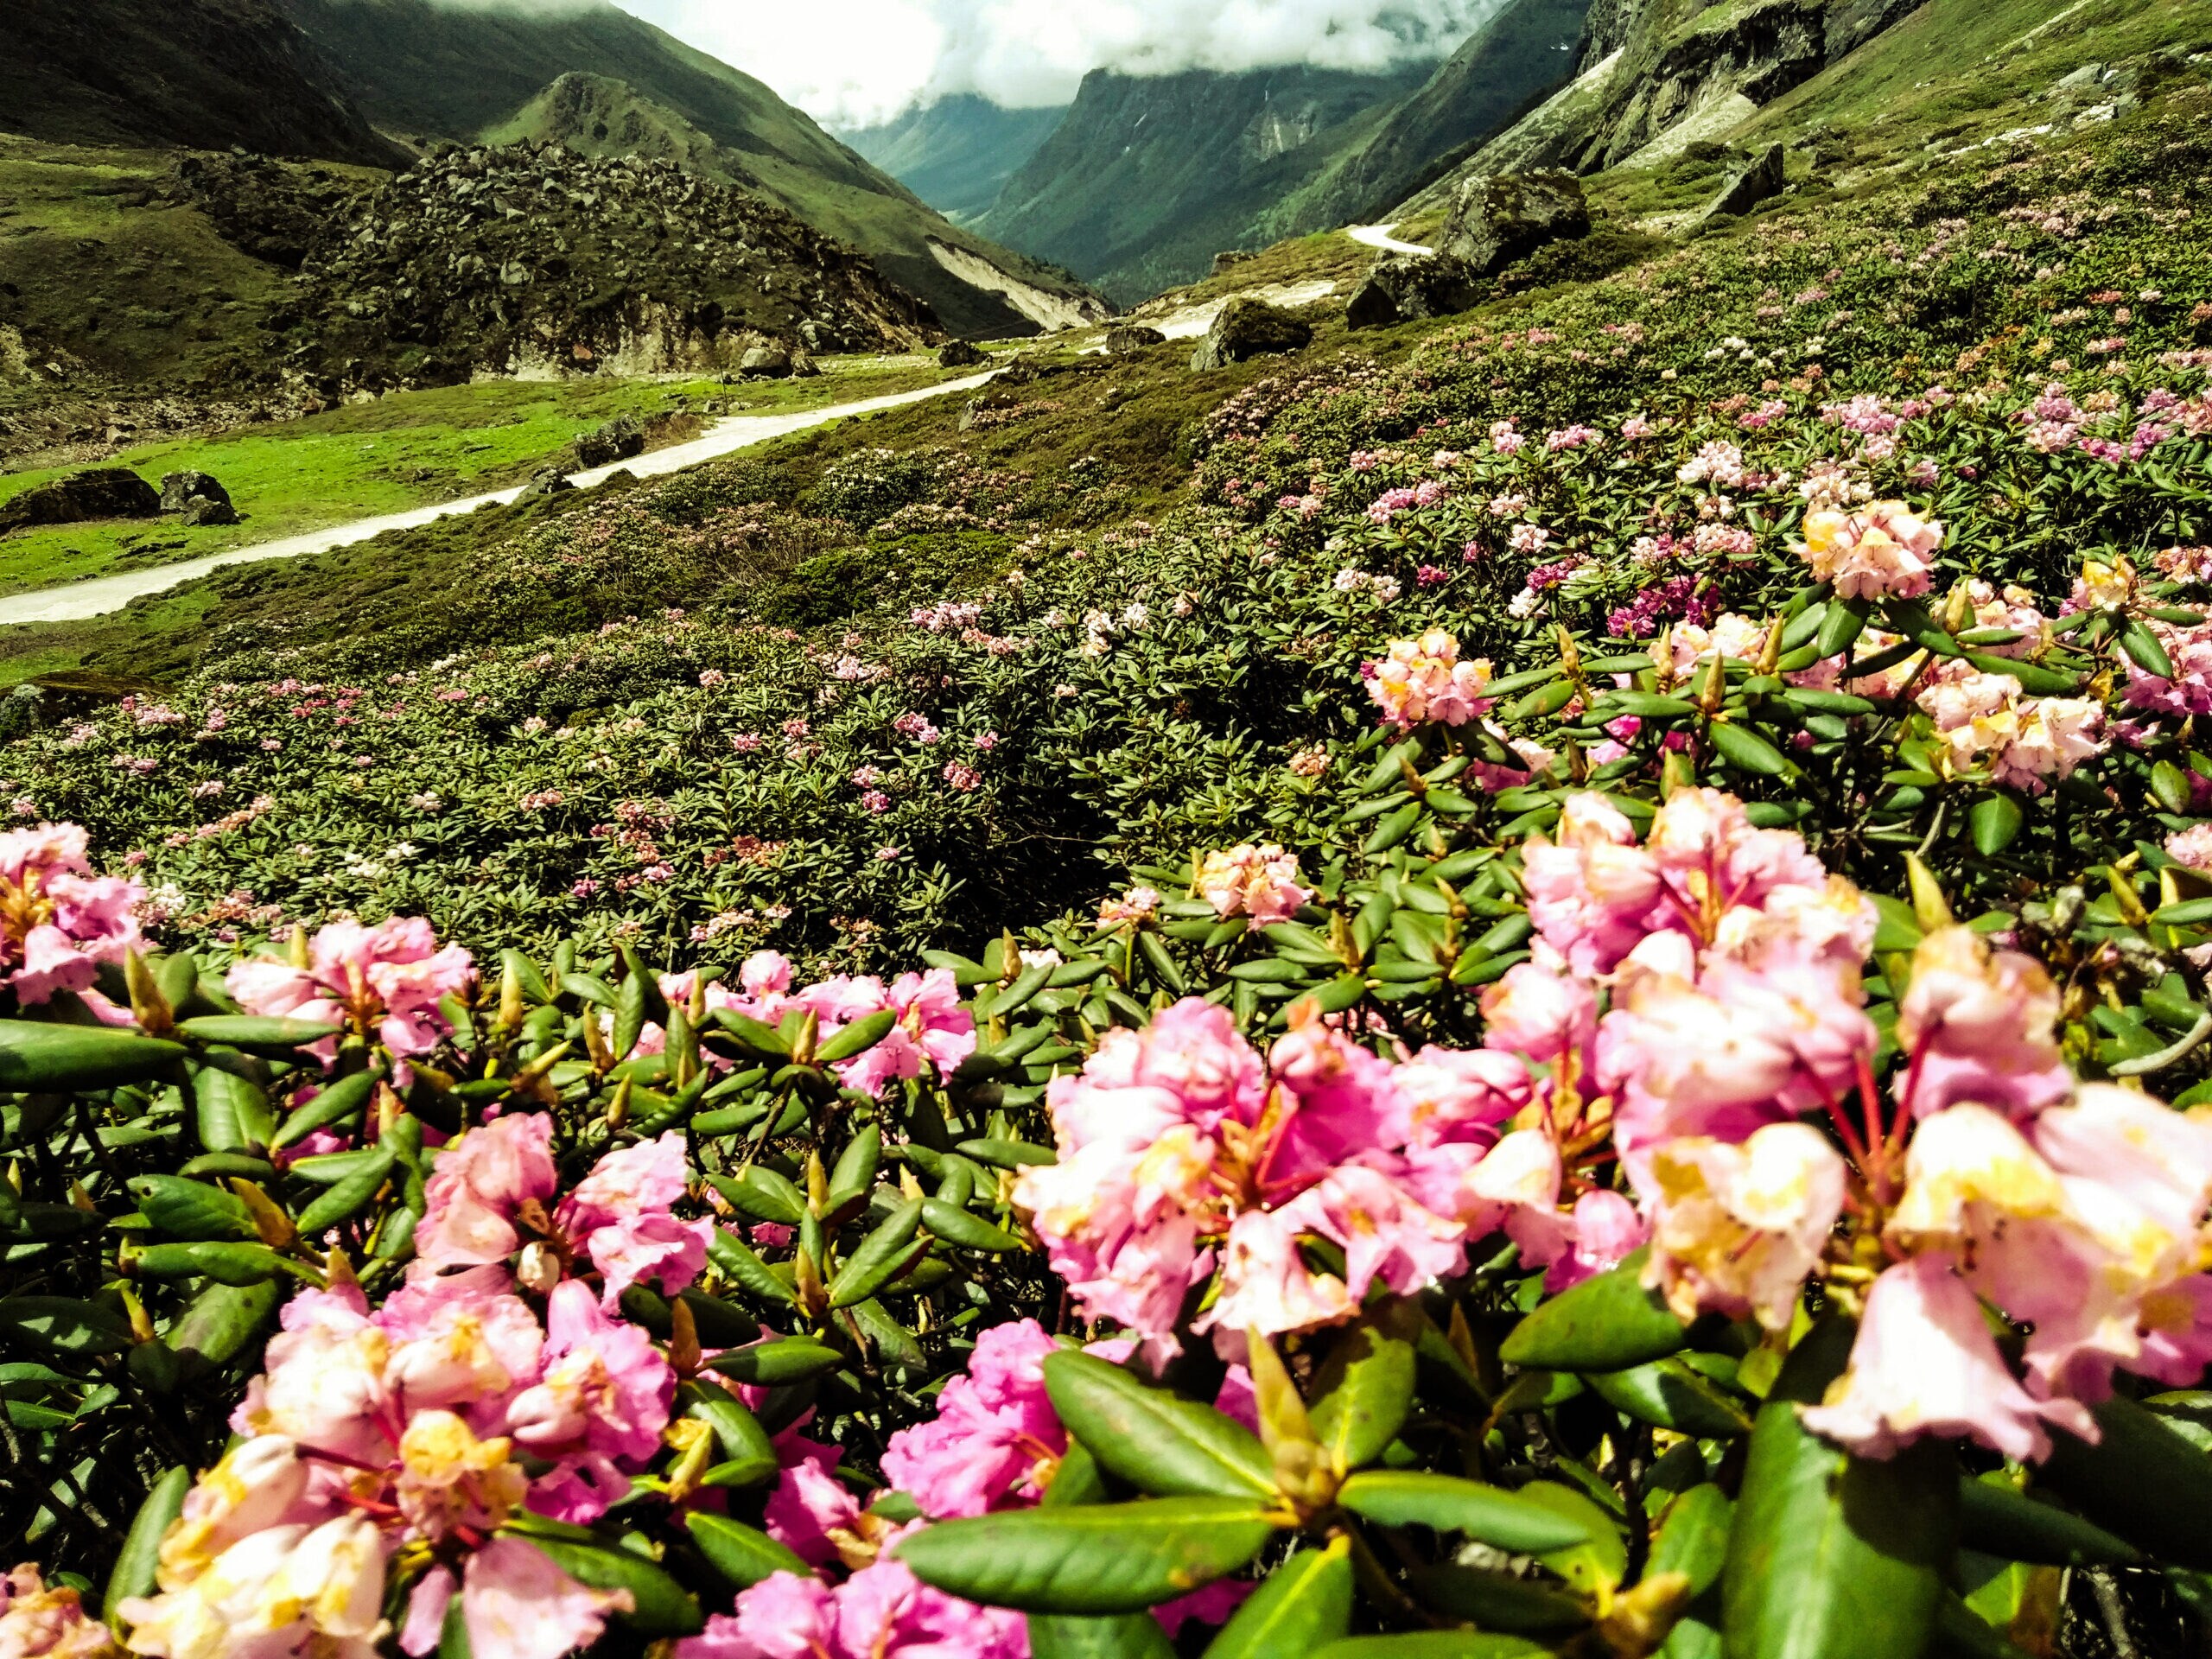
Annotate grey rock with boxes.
[1704,143,1788,221]
[938,339,988,368]
[517,467,575,500]
[1105,324,1166,353]
[1190,297,1313,372]
[740,346,793,378]
[2052,61,2107,96]
[1345,253,1483,329]
[1211,250,1256,275]
[790,352,822,378]
[159,470,232,513]
[178,495,239,527]
[1437,169,1592,276]
[571,415,645,469]
[0,468,159,533]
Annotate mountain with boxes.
[0,0,404,167]
[279,0,1104,335]
[843,96,1069,225]
[1395,0,1923,213]
[1262,0,1593,234]
[976,65,1427,303]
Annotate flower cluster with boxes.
[1361,632,1496,732]
[229,918,475,1066]
[1793,501,1942,599]
[0,823,143,1007]
[1195,844,1313,931]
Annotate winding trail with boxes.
[1346,223,1436,256]
[0,370,997,628]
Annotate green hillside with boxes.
[842,95,1070,225]
[282,0,1103,336]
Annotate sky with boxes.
[602,0,1505,128]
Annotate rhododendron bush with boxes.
[10,85,2212,1659]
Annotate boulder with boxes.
[1190,297,1313,372]
[1704,143,1788,221]
[938,339,988,368]
[571,415,645,469]
[740,346,793,378]
[1211,250,1255,275]
[159,470,232,514]
[1437,170,1592,276]
[0,468,159,534]
[1106,325,1166,353]
[790,352,822,378]
[1345,253,1484,329]
[179,496,239,527]
[517,467,574,500]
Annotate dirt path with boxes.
[0,372,995,627]
[1346,223,1435,256]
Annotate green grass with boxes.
[0,356,950,594]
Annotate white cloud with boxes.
[608,0,1503,127]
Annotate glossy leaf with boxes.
[1968,792,2024,857]
[1028,1614,1177,1659]
[175,1016,342,1052]
[104,1464,190,1620]
[706,1227,798,1306]
[1336,1471,1592,1553]
[0,1296,134,1356]
[192,1065,274,1154]
[895,1497,1275,1615]
[294,1147,397,1235]
[1649,1484,1733,1599]
[270,1068,378,1150]
[520,1536,702,1637]
[828,1198,925,1307]
[1722,1320,1956,1659]
[1404,1566,1588,1634]
[1202,1542,1353,1658]
[1308,1307,1418,1475]
[817,1009,898,1064]
[686,1512,811,1590]
[1497,1250,1687,1371]
[921,1198,1024,1251]
[130,1175,254,1242]
[1043,1351,1275,1499]
[1310,1637,1546,1658]
[1586,1357,1751,1438]
[1956,1475,2138,1567]
[2039,1394,2212,1570]
[706,1337,843,1386]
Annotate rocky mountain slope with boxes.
[1,0,403,167]
[279,0,1102,336]
[976,65,1427,302]
[842,96,1069,225]
[1263,0,1592,234]
[1398,0,1923,212]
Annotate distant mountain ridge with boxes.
[0,0,404,167]
[278,0,1103,335]
[843,96,1068,225]
[976,64,1428,302]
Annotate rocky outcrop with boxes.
[571,418,644,470]
[1107,325,1166,353]
[1346,254,1484,328]
[161,471,238,525]
[1191,299,1313,372]
[1703,142,1788,219]
[0,469,160,534]
[938,340,989,368]
[243,142,939,395]
[740,347,793,379]
[1439,171,1592,275]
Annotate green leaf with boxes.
[1028,1614,1178,1659]
[710,1008,792,1059]
[1044,1351,1275,1500]
[294,1147,397,1236]
[519,1536,701,1637]
[817,1009,899,1064]
[192,1065,274,1154]
[168,1278,283,1369]
[0,1020,183,1090]
[1600,692,1700,719]
[1202,1542,1353,1658]
[956,1138,1056,1168]
[175,1016,342,1053]
[130,1176,253,1242]
[131,1243,300,1286]
[1968,793,2024,857]
[0,1296,133,1357]
[706,1227,798,1305]
[500,949,551,1006]
[1308,1308,1418,1475]
[1510,1481,1627,1592]
[270,1069,378,1151]
[1335,1471,1592,1553]
[895,1497,1275,1616]
[1649,1484,1733,1599]
[1586,1357,1751,1438]
[2039,1395,2212,1570]
[1709,721,1790,777]
[437,1589,472,1659]
[1497,1249,1687,1371]
[706,1338,843,1386]
[1310,1636,1546,1658]
[1135,933,1187,996]
[1963,652,2077,696]
[104,1464,190,1621]
[705,1166,805,1225]
[2124,619,2177,681]
[829,1199,925,1308]
[1723,1319,1956,1659]
[1404,1567,1590,1634]
[685,1512,811,1590]
[1815,598,1870,658]
[680,1378,778,1485]
[830,1126,882,1201]
[1956,1476,2138,1567]
[921,1198,1023,1251]
[988,963,1058,1020]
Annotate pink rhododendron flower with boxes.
[1795,501,1942,599]
[556,1132,713,1310]
[0,823,143,1007]
[881,1319,1065,1519]
[0,1566,120,1659]
[1643,1123,1847,1331]
[1196,844,1312,929]
[413,1113,558,1274]
[1362,632,1496,731]
[228,917,474,1066]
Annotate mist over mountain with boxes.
[842,96,1067,225]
